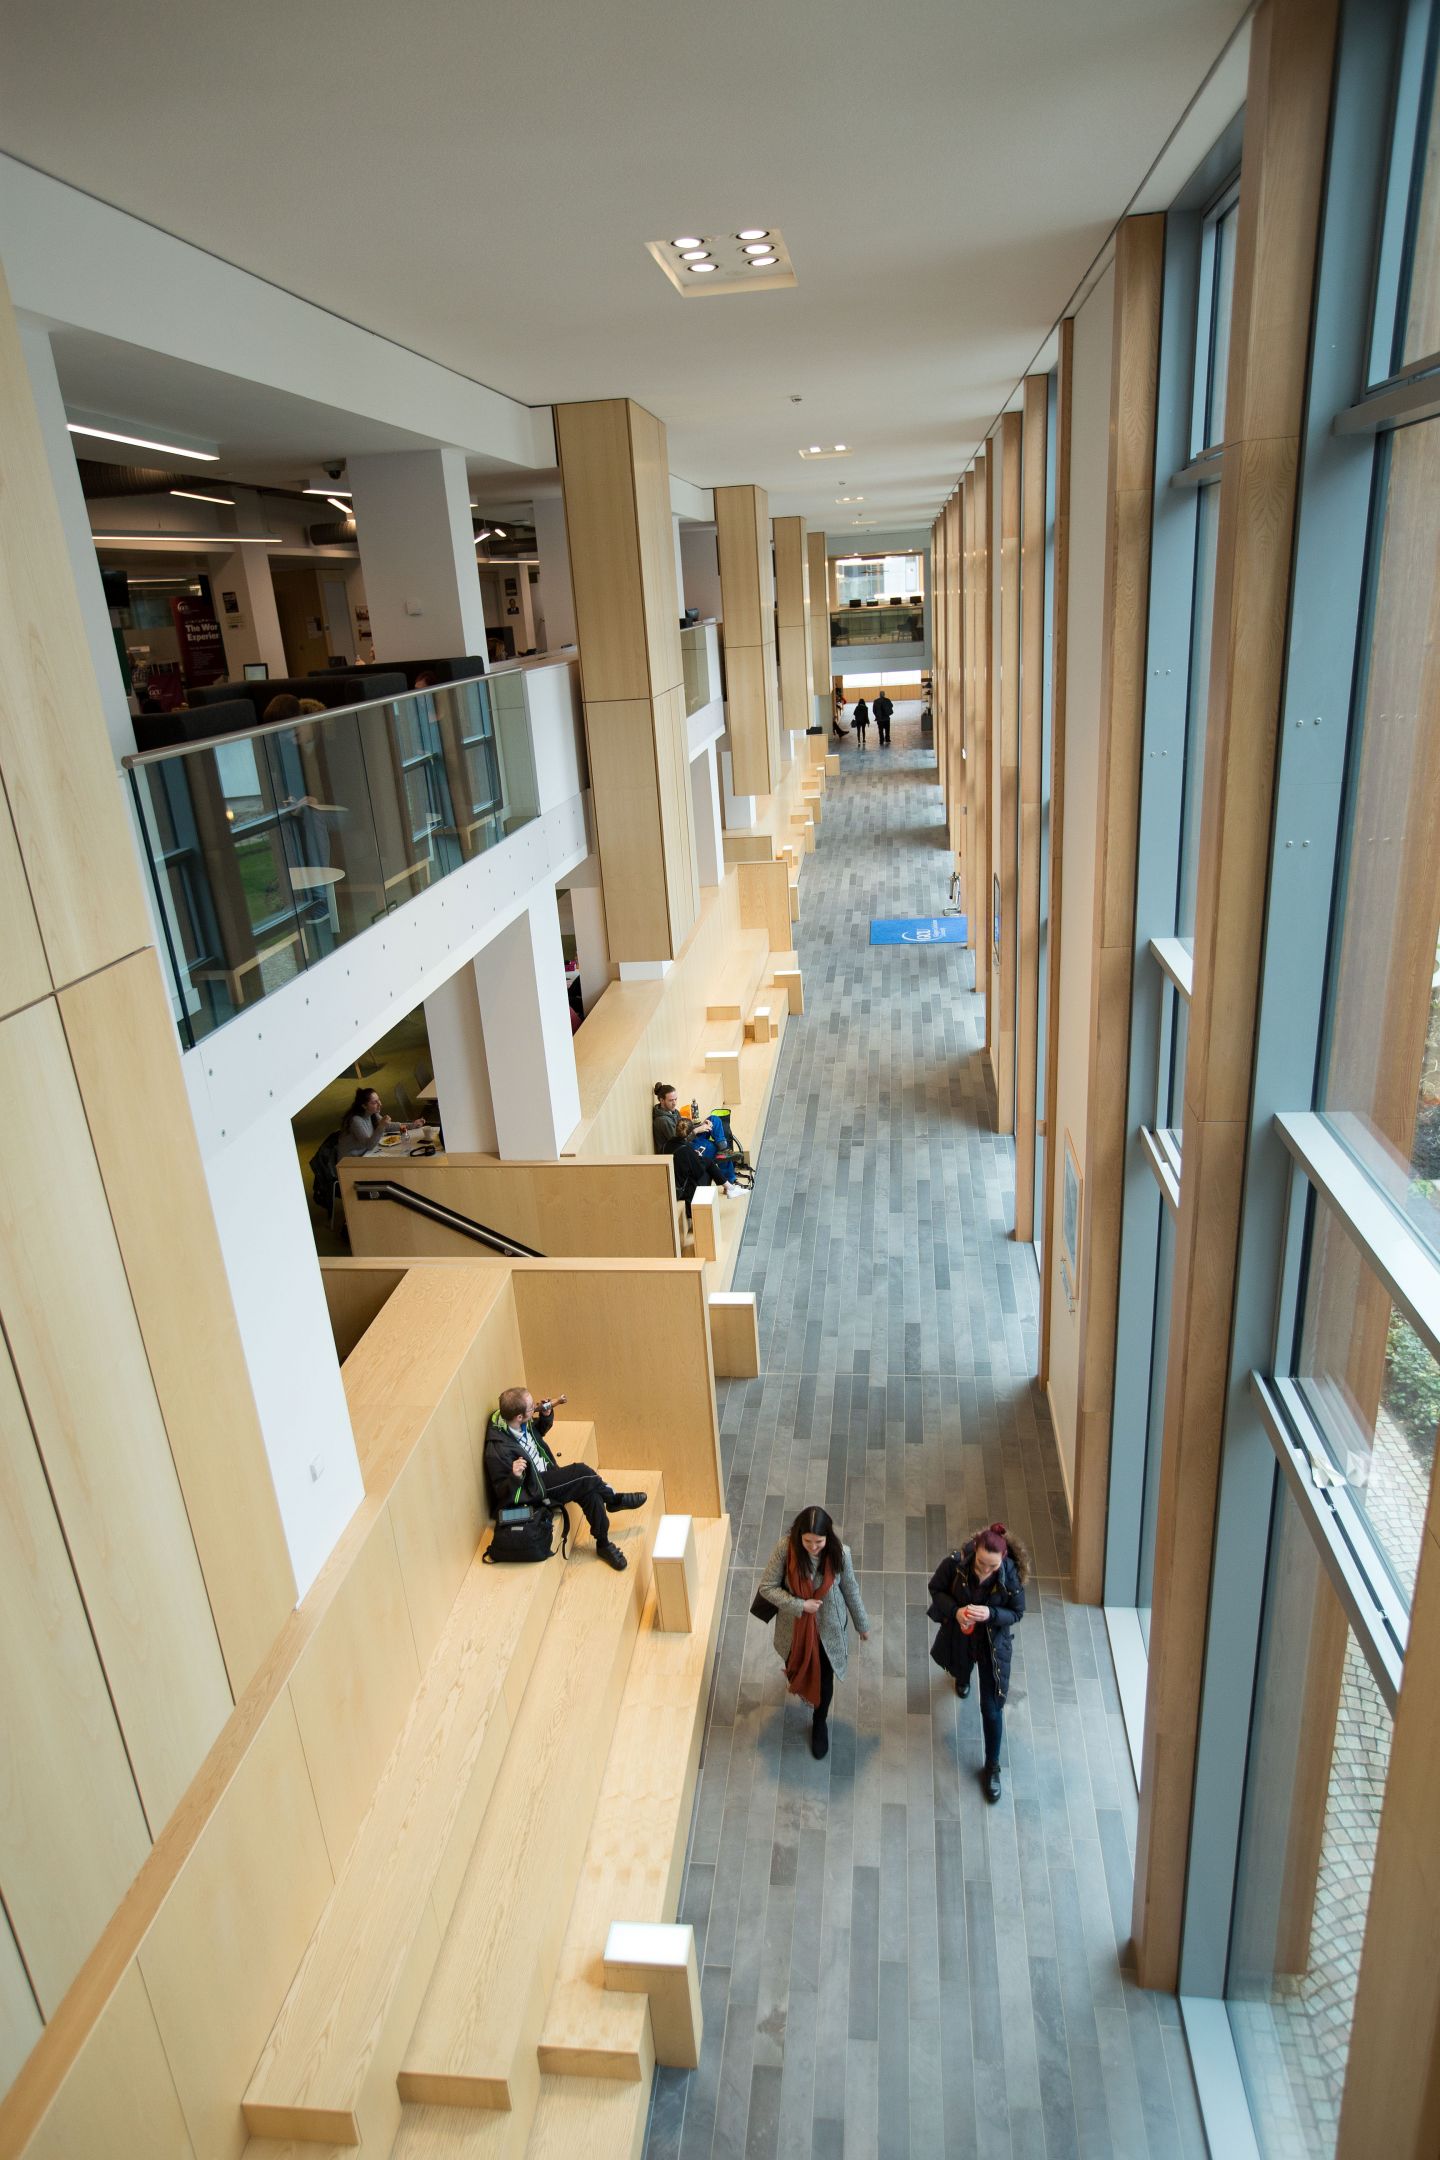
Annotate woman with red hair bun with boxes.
[927,1523,1029,1802]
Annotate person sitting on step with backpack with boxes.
[483,1385,647,1571]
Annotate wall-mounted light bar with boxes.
[171,489,235,506]
[68,422,218,461]
[93,530,280,545]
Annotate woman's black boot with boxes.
[811,1711,830,1760]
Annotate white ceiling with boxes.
[0,0,1248,527]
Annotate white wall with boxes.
[679,526,722,621]
[1045,260,1116,1501]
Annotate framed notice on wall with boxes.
[1061,1130,1082,1312]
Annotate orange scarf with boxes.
[784,1545,835,1707]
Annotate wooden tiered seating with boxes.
[397,1477,666,2113]
[241,1433,598,2148]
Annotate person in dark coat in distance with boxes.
[483,1385,647,1572]
[872,690,894,744]
[928,1522,1029,1801]
[852,698,870,747]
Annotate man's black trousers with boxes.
[543,1466,618,1544]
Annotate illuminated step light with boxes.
[648,228,796,297]
[68,421,218,461]
[171,489,235,506]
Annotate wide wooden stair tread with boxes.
[704,930,769,1025]
[537,1515,729,2080]
[240,1432,598,2147]
[397,1475,667,2112]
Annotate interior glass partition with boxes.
[128,672,541,1050]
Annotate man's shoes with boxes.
[597,1540,628,1571]
[610,1492,648,1512]
[982,1762,1002,1804]
[955,1678,970,1699]
[811,1715,830,1761]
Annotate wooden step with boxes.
[397,1477,668,2112]
[242,1541,567,2146]
[536,1515,730,2081]
[704,932,769,1025]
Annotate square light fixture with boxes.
[798,443,852,461]
[647,229,796,297]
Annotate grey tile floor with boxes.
[642,719,1208,2160]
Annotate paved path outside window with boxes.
[642,720,1207,2160]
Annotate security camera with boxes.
[324,461,345,481]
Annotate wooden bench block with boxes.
[689,1187,718,1264]
[825,752,840,775]
[773,968,804,1016]
[709,1292,760,1378]
[243,1546,565,2146]
[702,1048,741,1102]
[397,1480,666,2112]
[746,1004,772,1045]
[651,1515,697,1633]
[706,997,743,1023]
[537,1517,730,2081]
[788,880,801,922]
[603,1923,702,2069]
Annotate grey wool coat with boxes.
[758,1535,871,1679]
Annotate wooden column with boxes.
[946,490,964,866]
[806,530,831,728]
[1038,319,1075,1387]
[1015,375,1049,1237]
[1068,213,1165,1602]
[773,515,814,750]
[932,508,948,796]
[0,261,297,2017]
[970,453,993,1036]
[714,484,781,796]
[1132,0,1339,1986]
[992,411,1023,1134]
[554,398,699,962]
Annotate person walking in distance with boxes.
[757,1505,870,1759]
[852,697,870,748]
[872,689,894,745]
[927,1522,1029,1800]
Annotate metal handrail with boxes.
[351,1179,544,1260]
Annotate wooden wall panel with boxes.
[0,269,151,994]
[136,1692,335,2160]
[0,782,49,1027]
[552,400,649,704]
[1038,317,1075,1387]
[321,1262,406,1365]
[1132,0,1339,1988]
[946,490,963,861]
[994,411,1023,1134]
[1015,375,1049,1238]
[971,453,994,1046]
[0,1910,41,2101]
[807,531,831,720]
[715,485,781,796]
[656,681,701,940]
[0,1001,232,1832]
[1069,212,1165,1604]
[385,1387,491,1660]
[24,1965,194,2160]
[287,1516,422,1874]
[0,1347,151,2015]
[58,950,295,1695]
[629,402,684,701]
[341,1155,680,1262]
[511,1262,723,1516]
[581,694,672,960]
[773,517,814,739]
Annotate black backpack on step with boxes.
[483,1500,571,1564]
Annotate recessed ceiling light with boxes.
[673,237,703,249]
[743,243,772,256]
[682,249,710,261]
[68,422,218,461]
[303,486,351,497]
[691,262,717,274]
[750,256,778,268]
[834,444,847,452]
[171,489,235,506]
[493,527,507,538]
[738,229,769,241]
[475,528,493,542]
[808,444,822,454]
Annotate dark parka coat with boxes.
[927,1540,1026,1702]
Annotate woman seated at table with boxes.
[338,1086,424,1158]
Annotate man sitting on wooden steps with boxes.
[484,1385,647,1572]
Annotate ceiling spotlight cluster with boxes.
[668,230,777,273]
[797,443,852,460]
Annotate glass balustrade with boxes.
[829,604,926,646]
[680,621,714,715]
[126,671,547,1049]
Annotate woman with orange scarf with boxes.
[756,1505,870,1759]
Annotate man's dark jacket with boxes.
[483,1402,558,1509]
